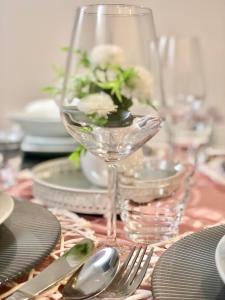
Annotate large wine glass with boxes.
[60,4,162,246]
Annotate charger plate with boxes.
[152,225,225,300]
[0,200,60,286]
[32,158,107,215]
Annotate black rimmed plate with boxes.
[0,200,60,286]
[152,225,225,300]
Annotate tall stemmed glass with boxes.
[159,36,205,115]
[158,36,209,165]
[60,4,162,245]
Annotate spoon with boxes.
[63,247,119,299]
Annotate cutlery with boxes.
[7,238,94,300]
[98,246,153,299]
[63,247,119,299]
[64,246,153,299]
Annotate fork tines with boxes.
[111,246,153,289]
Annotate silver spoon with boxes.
[63,247,119,299]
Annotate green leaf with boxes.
[88,113,108,126]
[69,144,86,167]
[52,65,65,78]
[96,81,116,90]
[75,49,91,68]
[61,46,69,52]
[42,86,61,97]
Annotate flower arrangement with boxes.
[44,44,156,164]
[45,44,155,127]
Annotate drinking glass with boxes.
[159,36,205,115]
[119,161,192,243]
[158,36,210,166]
[60,4,163,246]
[0,128,23,188]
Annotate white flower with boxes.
[77,93,117,117]
[131,66,153,100]
[90,44,125,66]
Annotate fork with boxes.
[97,246,153,299]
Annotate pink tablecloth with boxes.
[180,172,225,232]
[7,171,225,237]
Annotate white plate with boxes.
[215,234,225,284]
[32,157,107,215]
[0,191,14,224]
[21,135,77,153]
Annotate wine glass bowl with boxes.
[62,108,161,162]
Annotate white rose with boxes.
[77,93,117,117]
[131,66,153,100]
[90,44,125,66]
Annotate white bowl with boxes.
[11,113,68,137]
[80,152,108,187]
[215,234,225,284]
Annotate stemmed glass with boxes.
[60,4,162,246]
[159,36,205,115]
[158,36,211,165]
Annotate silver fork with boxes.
[97,246,153,299]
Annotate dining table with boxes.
[1,153,225,300]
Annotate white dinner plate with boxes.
[215,234,225,283]
[0,191,14,224]
[21,135,77,154]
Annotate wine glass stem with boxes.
[107,163,118,240]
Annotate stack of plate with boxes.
[10,99,76,154]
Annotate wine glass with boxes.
[60,4,162,247]
[159,36,205,115]
[158,36,210,165]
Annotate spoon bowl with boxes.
[63,247,119,299]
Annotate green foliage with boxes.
[75,49,91,68]
[42,86,62,97]
[88,113,108,127]
[43,47,154,129]
[69,144,86,167]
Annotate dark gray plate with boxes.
[152,225,225,300]
[0,200,60,286]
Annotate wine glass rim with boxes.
[159,35,200,43]
[77,4,153,16]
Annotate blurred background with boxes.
[0,0,225,144]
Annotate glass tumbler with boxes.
[0,129,23,188]
[119,163,191,244]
